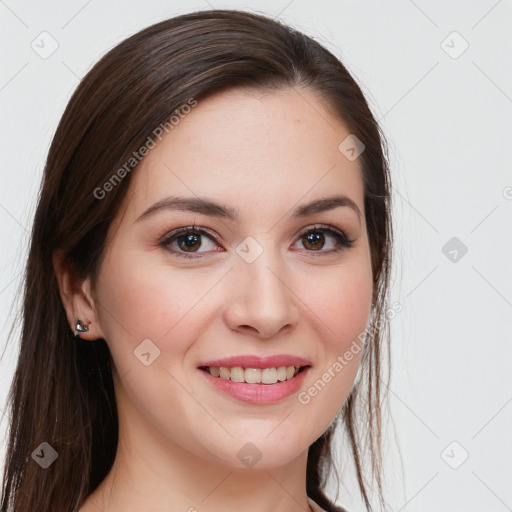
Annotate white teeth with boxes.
[276,366,287,381]
[245,368,261,384]
[230,367,245,383]
[206,365,302,384]
[261,367,277,384]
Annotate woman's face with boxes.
[90,86,373,468]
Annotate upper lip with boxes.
[198,354,312,369]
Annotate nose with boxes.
[223,253,300,339]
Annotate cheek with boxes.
[290,256,372,431]
[299,257,373,347]
[94,246,217,374]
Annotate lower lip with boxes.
[199,367,311,404]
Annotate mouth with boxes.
[197,358,312,404]
[198,365,310,385]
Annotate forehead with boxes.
[119,86,364,224]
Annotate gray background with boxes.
[1,1,511,511]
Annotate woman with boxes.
[0,9,393,512]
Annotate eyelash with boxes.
[158,224,355,260]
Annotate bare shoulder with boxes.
[76,503,93,512]
[308,496,350,512]
[76,496,102,512]
[308,497,327,512]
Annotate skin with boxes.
[54,86,373,512]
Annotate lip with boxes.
[197,354,312,369]
[198,365,311,404]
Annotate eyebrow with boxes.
[135,194,362,224]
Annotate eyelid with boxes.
[296,223,352,242]
[157,225,222,258]
[158,225,220,245]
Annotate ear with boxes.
[52,249,105,341]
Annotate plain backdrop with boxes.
[1,1,511,511]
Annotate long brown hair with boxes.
[0,9,393,512]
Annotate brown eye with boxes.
[159,227,220,259]
[294,225,354,254]
[176,232,202,252]
[301,231,326,251]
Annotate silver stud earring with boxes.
[74,319,89,337]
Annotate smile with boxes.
[198,364,311,404]
[199,365,308,384]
